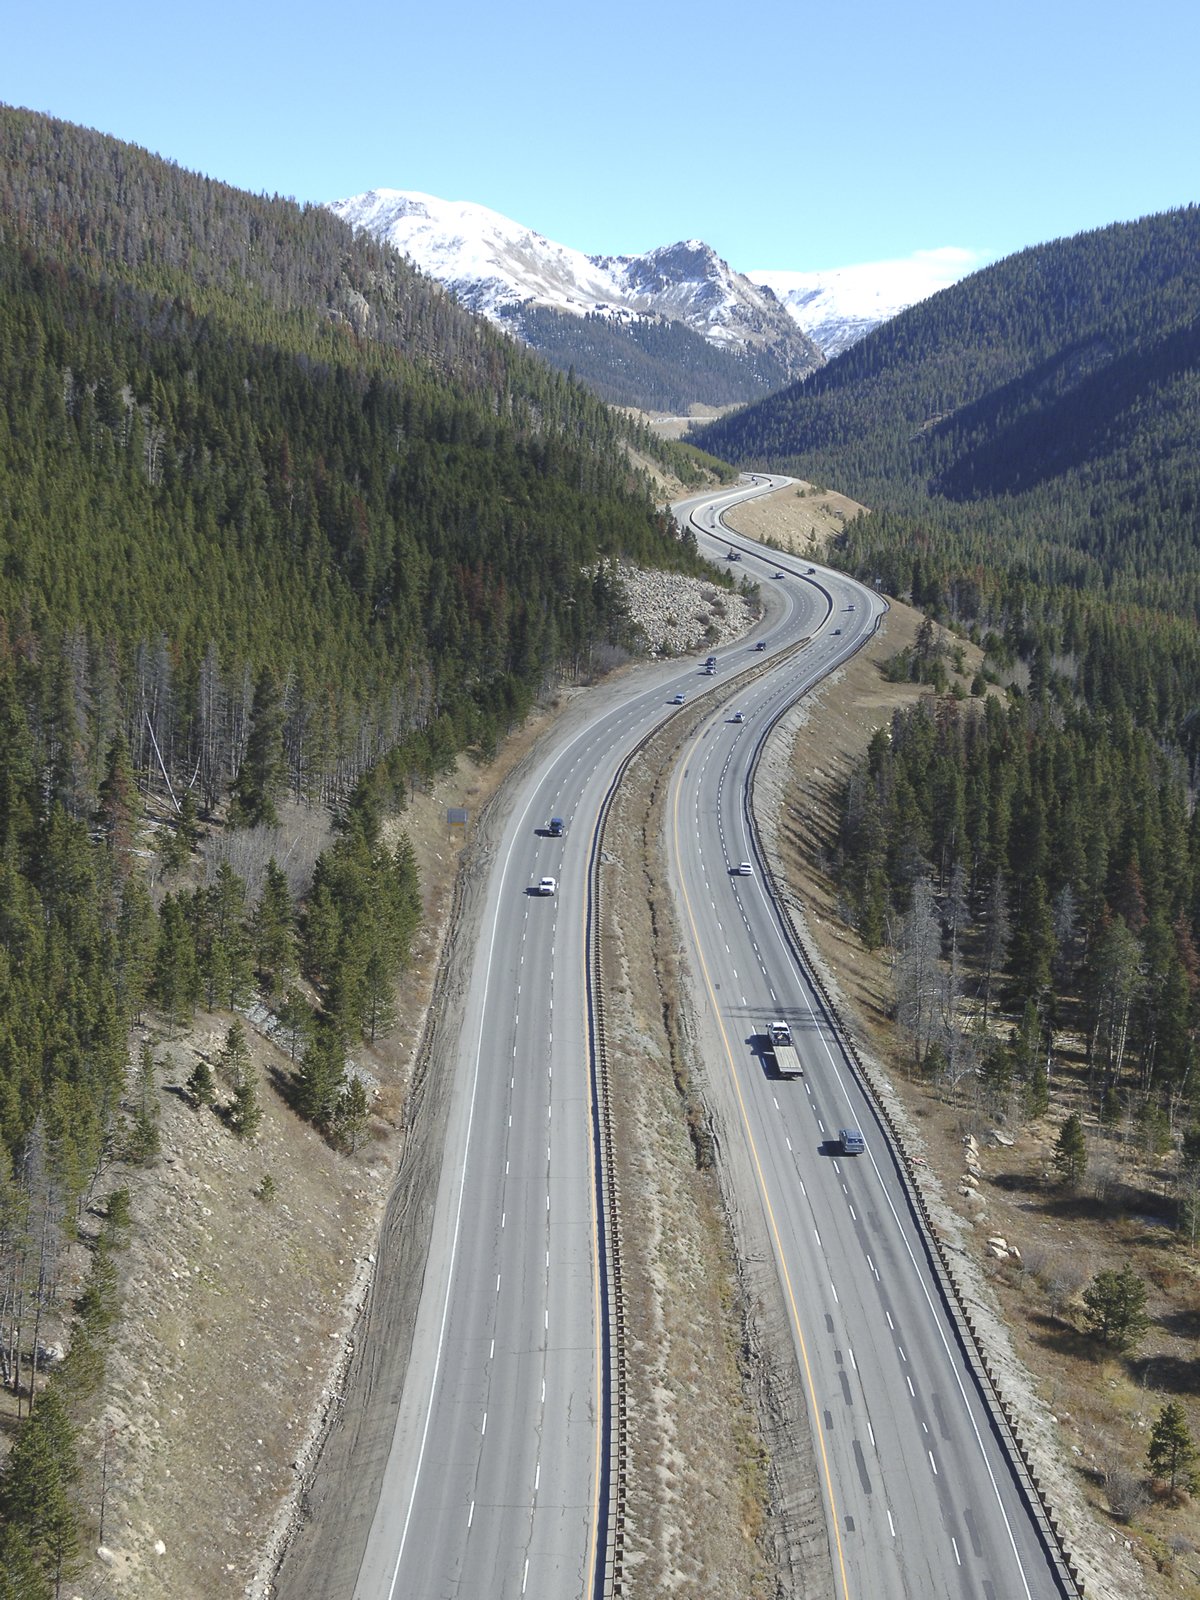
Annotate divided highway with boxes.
[347,475,1074,1600]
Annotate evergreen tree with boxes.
[152,892,200,1023]
[126,1040,160,1166]
[1081,1265,1150,1353]
[186,1056,216,1109]
[333,1075,370,1152]
[295,1026,345,1131]
[228,1060,263,1142]
[1148,1401,1198,1492]
[230,671,287,829]
[0,1385,79,1593]
[252,858,296,994]
[216,1019,251,1089]
[1053,1114,1088,1188]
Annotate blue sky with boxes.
[5,0,1197,274]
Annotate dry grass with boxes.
[600,719,774,1598]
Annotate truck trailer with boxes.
[765,1020,802,1077]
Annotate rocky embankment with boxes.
[617,563,758,656]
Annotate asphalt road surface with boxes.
[347,474,1071,1600]
[668,490,1072,1599]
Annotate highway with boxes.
[351,475,790,1599]
[347,474,1073,1599]
[668,485,1072,1598]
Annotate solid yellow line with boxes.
[670,725,853,1600]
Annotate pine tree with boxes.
[230,670,286,828]
[153,892,200,1023]
[94,733,137,864]
[252,858,296,994]
[295,1026,345,1131]
[333,1075,370,1152]
[186,1056,216,1109]
[115,874,156,1022]
[127,1040,160,1165]
[0,1385,80,1592]
[1081,1265,1150,1353]
[217,1019,251,1089]
[1148,1401,1198,1492]
[1053,1113,1088,1188]
[228,1060,263,1142]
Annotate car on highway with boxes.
[671,691,686,704]
[726,549,741,561]
[832,627,842,635]
[774,570,785,579]
[754,640,767,651]
[807,566,816,575]
[731,711,745,723]
[536,876,557,896]
[548,816,564,836]
[839,1127,865,1155]
[732,861,753,876]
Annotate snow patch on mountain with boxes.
[328,189,821,377]
[749,248,985,357]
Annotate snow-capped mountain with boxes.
[748,249,983,358]
[329,189,622,321]
[328,190,982,410]
[328,190,823,411]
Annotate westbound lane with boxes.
[351,476,809,1599]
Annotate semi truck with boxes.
[764,1020,802,1077]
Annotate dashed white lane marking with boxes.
[898,1345,907,1362]
[830,1281,840,1305]
[522,1557,529,1594]
[785,1136,792,1152]
[867,1419,875,1448]
[928,1451,938,1476]
[489,1339,494,1359]
[468,1499,474,1528]
[495,1276,501,1294]
[848,1347,858,1371]
[952,1536,961,1565]
[481,1411,487,1436]
[906,1377,915,1397]
[501,1212,505,1229]
[887,1508,895,1537]
[773,1097,780,1111]
[885,1311,894,1330]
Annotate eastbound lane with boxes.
[666,514,1070,1598]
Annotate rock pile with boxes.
[616,563,757,657]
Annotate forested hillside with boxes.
[502,303,801,412]
[693,207,1200,614]
[700,202,1200,1229]
[0,105,720,1591]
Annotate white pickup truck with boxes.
[765,1020,802,1077]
